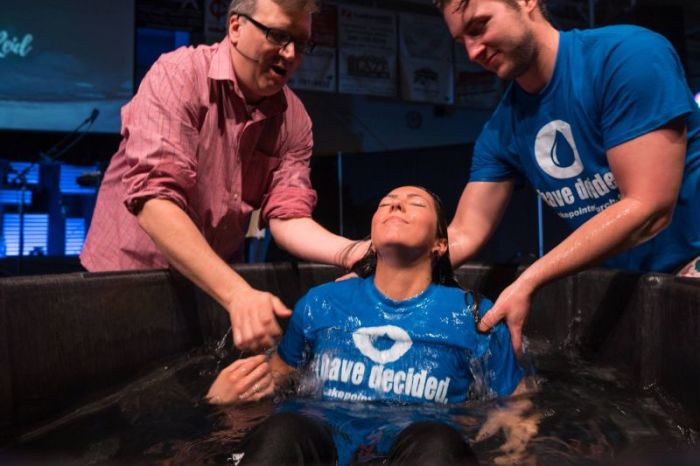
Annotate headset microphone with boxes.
[233,42,262,64]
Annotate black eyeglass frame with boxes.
[234,12,315,54]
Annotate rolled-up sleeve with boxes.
[260,97,317,225]
[120,58,200,215]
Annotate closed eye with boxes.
[465,17,489,37]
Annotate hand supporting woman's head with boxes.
[351,186,459,287]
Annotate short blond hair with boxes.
[228,0,319,22]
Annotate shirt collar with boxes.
[208,38,288,117]
[365,276,436,312]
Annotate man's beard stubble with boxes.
[501,28,538,81]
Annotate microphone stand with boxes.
[12,109,98,273]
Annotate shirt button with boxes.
[233,194,239,200]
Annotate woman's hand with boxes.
[207,355,276,405]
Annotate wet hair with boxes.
[228,0,319,22]
[349,186,460,288]
[433,0,550,22]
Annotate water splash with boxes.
[214,327,232,359]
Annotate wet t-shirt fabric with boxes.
[278,277,522,403]
[472,25,700,273]
[276,277,523,465]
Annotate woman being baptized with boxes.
[208,186,527,465]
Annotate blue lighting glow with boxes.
[6,162,40,186]
[65,218,86,255]
[695,92,700,108]
[2,214,48,256]
[60,164,98,194]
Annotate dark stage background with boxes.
[0,0,694,275]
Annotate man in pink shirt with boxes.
[82,0,363,353]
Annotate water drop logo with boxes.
[352,325,412,364]
[534,120,584,179]
[551,130,576,167]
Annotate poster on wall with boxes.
[338,5,397,97]
[204,0,228,43]
[453,42,502,109]
[398,13,453,104]
[288,3,337,92]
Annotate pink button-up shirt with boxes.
[81,39,317,271]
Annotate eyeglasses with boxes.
[235,12,315,55]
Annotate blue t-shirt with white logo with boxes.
[278,277,523,404]
[276,276,523,465]
[472,25,700,272]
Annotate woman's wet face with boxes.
[371,186,442,255]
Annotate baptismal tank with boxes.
[0,263,698,465]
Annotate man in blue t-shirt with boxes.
[436,0,700,353]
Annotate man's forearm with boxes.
[137,198,250,306]
[448,180,515,268]
[516,196,673,293]
[447,224,489,268]
[269,217,365,269]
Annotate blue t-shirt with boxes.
[472,25,700,272]
[276,277,523,465]
[278,277,523,403]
